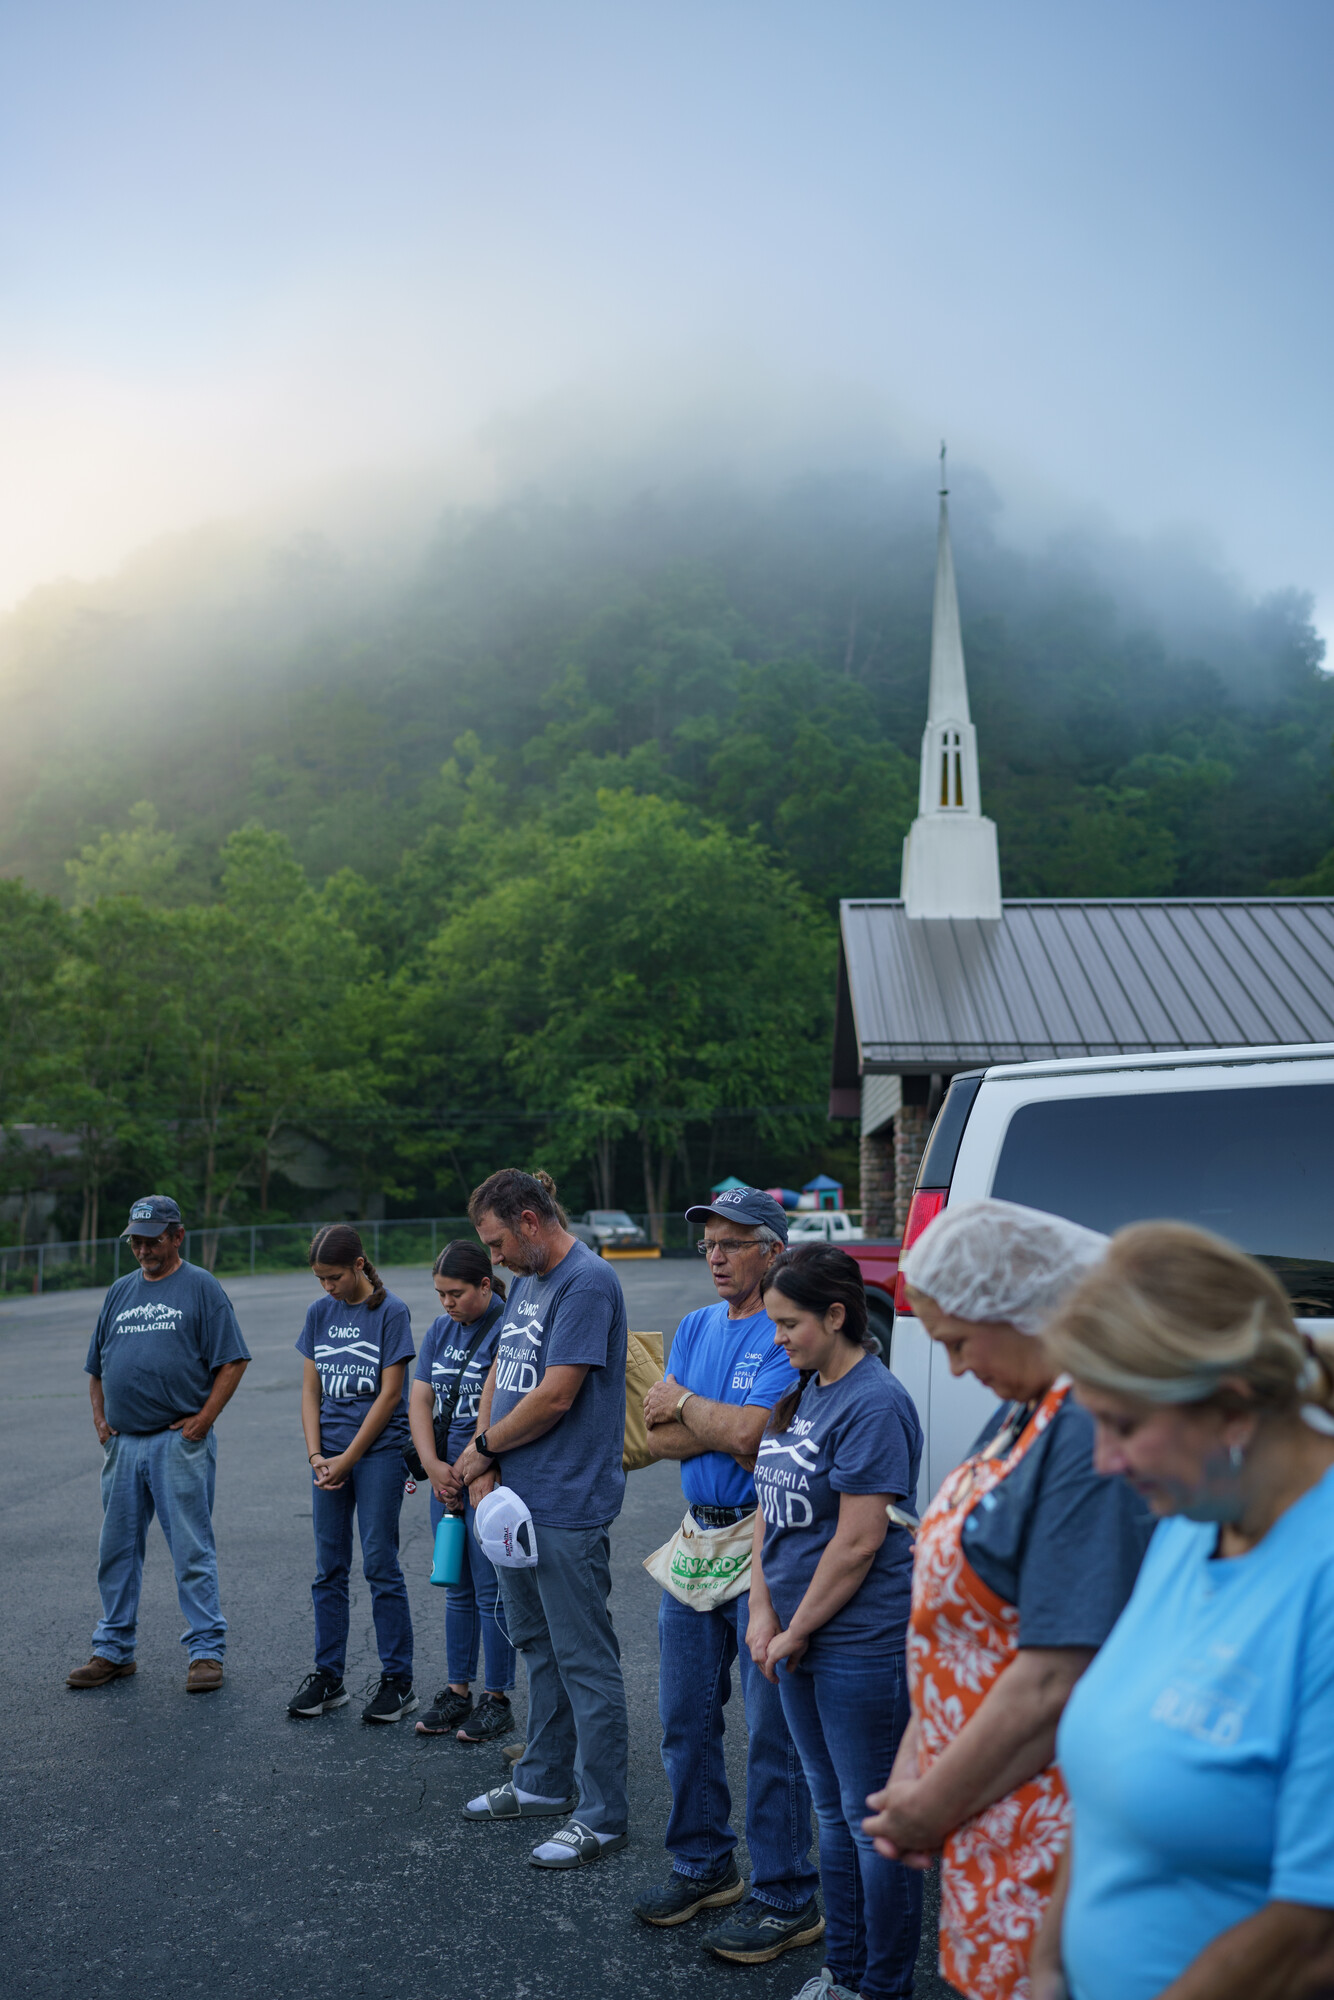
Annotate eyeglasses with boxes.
[696,1239,763,1259]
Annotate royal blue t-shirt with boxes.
[488,1239,627,1530]
[754,1353,922,1654]
[1058,1466,1334,2000]
[414,1296,506,1463]
[295,1290,414,1455]
[86,1261,251,1434]
[669,1302,799,1510]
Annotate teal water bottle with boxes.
[431,1512,466,1587]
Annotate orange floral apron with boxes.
[908,1380,1073,2000]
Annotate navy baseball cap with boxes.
[123,1195,183,1239]
[684,1186,789,1243]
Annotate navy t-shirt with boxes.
[295,1290,415,1456]
[755,1354,923,1654]
[86,1261,251,1434]
[414,1296,506,1463]
[669,1302,799,1510]
[962,1392,1154,1647]
[489,1239,627,1530]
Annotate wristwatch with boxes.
[474,1430,500,1461]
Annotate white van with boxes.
[890,1041,1334,1509]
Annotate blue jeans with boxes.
[92,1428,227,1663]
[311,1450,413,1682]
[778,1646,922,2000]
[429,1494,516,1692]
[658,1587,818,1911]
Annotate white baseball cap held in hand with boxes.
[473,1486,539,1568]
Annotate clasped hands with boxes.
[743,1601,809,1684]
[861,1776,945,1869]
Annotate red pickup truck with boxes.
[845,1239,901,1359]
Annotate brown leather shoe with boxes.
[67,1656,137,1689]
[186,1658,224,1693]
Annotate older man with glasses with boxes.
[632,1187,821,1966]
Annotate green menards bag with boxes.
[643,1506,755,1609]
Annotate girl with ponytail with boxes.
[288,1224,418,1726]
[409,1241,517,1744]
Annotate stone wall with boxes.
[859,1129,896,1238]
[893,1105,932,1234]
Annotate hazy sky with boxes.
[2,0,1331,632]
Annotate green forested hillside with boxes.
[0,469,1330,1237]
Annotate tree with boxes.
[414,791,834,1241]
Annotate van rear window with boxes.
[991,1084,1334,1316]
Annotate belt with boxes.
[690,1503,748,1528]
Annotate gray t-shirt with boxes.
[963,1393,1154,1647]
[488,1239,627,1529]
[86,1262,251,1434]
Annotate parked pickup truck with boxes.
[787,1210,865,1246]
[842,1237,901,1360]
[887,1040,1334,1510]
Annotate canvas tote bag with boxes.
[623,1330,666,1472]
[644,1505,755,1609]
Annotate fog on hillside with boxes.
[0,445,1327,905]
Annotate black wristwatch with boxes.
[474,1430,500,1461]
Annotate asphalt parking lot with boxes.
[0,1257,947,2000]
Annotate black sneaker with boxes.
[633,1856,745,1927]
[415,1687,474,1734]
[702,1895,825,1964]
[287,1669,350,1718]
[361,1675,420,1724]
[456,1693,515,1744]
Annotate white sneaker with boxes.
[792,1972,861,2000]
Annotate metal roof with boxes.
[832,898,1334,1082]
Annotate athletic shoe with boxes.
[702,1895,825,1965]
[287,1670,350,1718]
[361,1676,419,1724]
[415,1687,474,1734]
[633,1857,745,1926]
[791,1971,862,2000]
[186,1658,224,1693]
[456,1693,514,1744]
[67,1656,136,1689]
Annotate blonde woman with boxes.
[1030,1223,1334,2000]
[863,1201,1153,2000]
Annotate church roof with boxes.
[831,897,1334,1093]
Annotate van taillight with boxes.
[894,1190,946,1314]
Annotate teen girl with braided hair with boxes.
[288,1224,418,1725]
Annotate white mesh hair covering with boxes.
[900,1199,1110,1336]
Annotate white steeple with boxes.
[900,447,1002,920]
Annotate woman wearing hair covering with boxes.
[1028,1224,1334,2000]
[862,1200,1153,2000]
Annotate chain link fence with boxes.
[0,1211,673,1296]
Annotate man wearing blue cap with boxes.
[632,1186,821,1965]
[68,1196,251,1694]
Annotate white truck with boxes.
[889,1041,1334,1508]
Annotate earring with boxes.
[1229,1443,1245,1471]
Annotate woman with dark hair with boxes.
[288,1224,417,1725]
[746,1245,925,2000]
[410,1241,517,1743]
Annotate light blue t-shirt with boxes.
[488,1239,627,1529]
[414,1296,506,1462]
[669,1302,799,1510]
[1058,1465,1334,2000]
[295,1290,415,1456]
[754,1353,922,1655]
